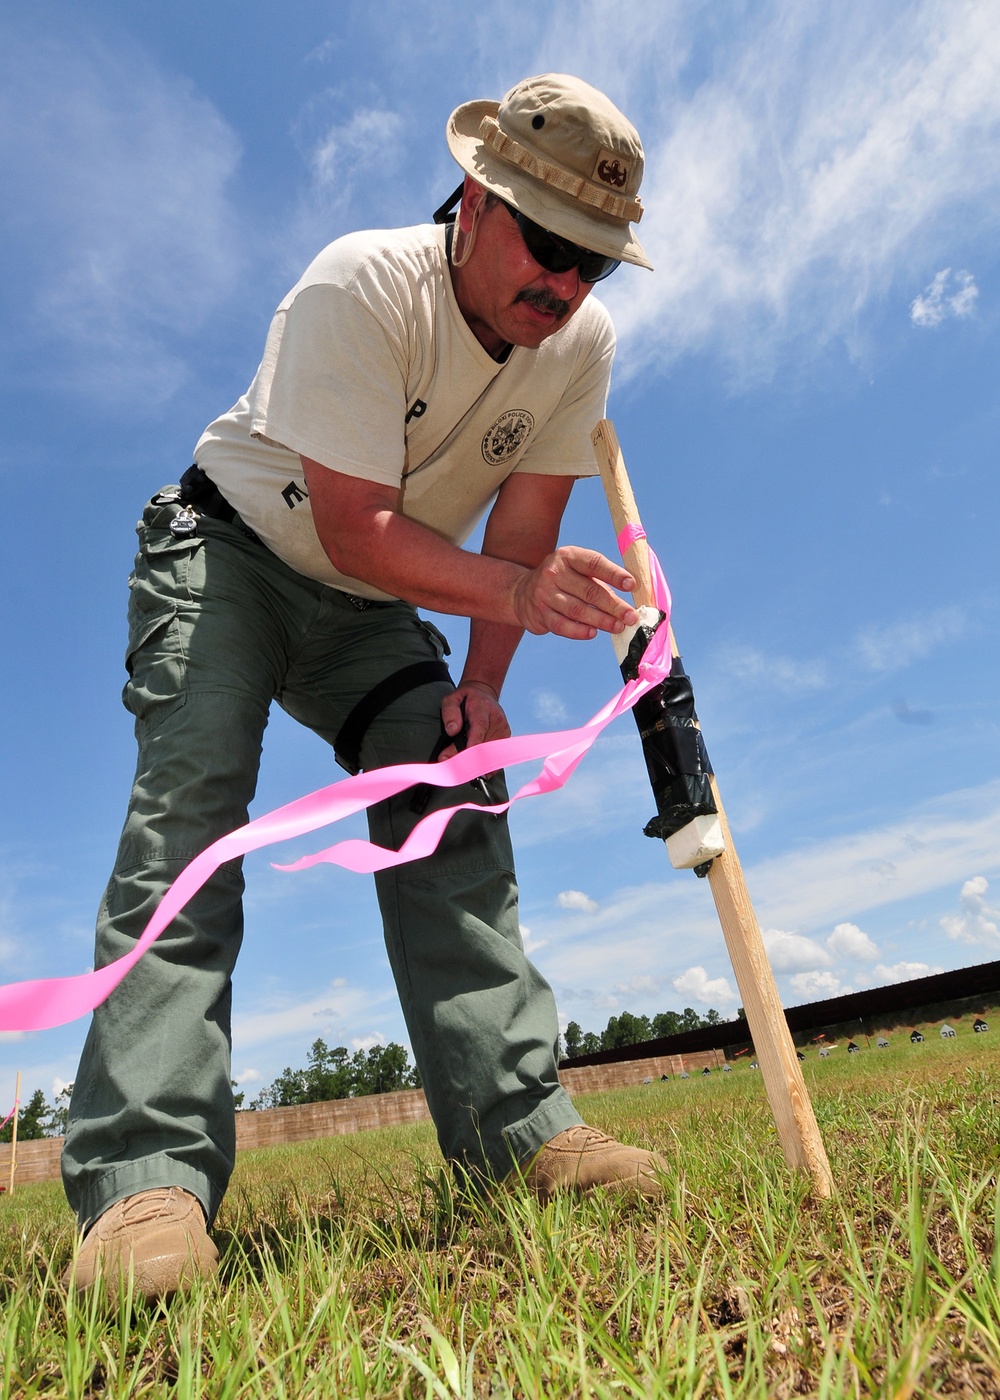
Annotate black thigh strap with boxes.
[334,660,452,774]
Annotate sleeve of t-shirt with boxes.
[248,283,408,488]
[513,307,616,478]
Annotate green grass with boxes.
[1,1031,998,1397]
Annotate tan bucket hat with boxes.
[446,73,652,270]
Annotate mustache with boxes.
[514,286,571,318]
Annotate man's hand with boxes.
[509,546,638,639]
[438,680,511,763]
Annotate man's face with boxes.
[451,184,594,357]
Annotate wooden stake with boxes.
[592,419,833,1198]
[8,1071,20,1198]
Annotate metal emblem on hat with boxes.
[481,409,535,465]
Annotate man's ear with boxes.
[457,177,487,232]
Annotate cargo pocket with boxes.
[129,525,206,617]
[122,607,188,728]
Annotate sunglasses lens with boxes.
[578,253,621,284]
[517,217,576,273]
[506,204,620,284]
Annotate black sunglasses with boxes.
[499,200,620,284]
[432,183,620,285]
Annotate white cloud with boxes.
[940,875,1000,947]
[232,1068,261,1086]
[718,646,828,693]
[763,929,833,972]
[826,921,880,962]
[350,1033,387,1052]
[672,965,738,1006]
[615,974,662,998]
[873,960,944,983]
[910,268,979,326]
[0,30,244,404]
[312,108,404,192]
[789,970,849,1000]
[283,100,410,268]
[857,606,969,673]
[589,0,1000,381]
[522,924,549,955]
[231,980,391,1050]
[535,690,570,724]
[557,889,599,913]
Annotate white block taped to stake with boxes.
[611,609,726,870]
[664,815,727,871]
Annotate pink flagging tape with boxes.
[0,550,671,1035]
[617,523,647,552]
[0,1100,17,1133]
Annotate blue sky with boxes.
[2,0,998,1113]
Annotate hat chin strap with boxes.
[433,181,466,225]
[451,196,484,269]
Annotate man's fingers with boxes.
[511,547,641,638]
[546,549,638,621]
[440,691,465,737]
[461,692,510,747]
[437,687,510,761]
[547,568,638,634]
[575,578,638,630]
[562,545,636,595]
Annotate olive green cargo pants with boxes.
[62,492,581,1227]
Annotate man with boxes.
[63,72,666,1301]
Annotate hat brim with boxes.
[446,99,653,271]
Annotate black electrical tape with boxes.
[620,636,718,841]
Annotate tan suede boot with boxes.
[64,1187,219,1303]
[522,1125,667,1203]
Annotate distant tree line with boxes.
[562,1007,723,1059]
[249,1037,421,1110]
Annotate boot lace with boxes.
[118,1187,188,1226]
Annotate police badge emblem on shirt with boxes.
[481,409,535,465]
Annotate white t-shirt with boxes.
[194,222,615,600]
